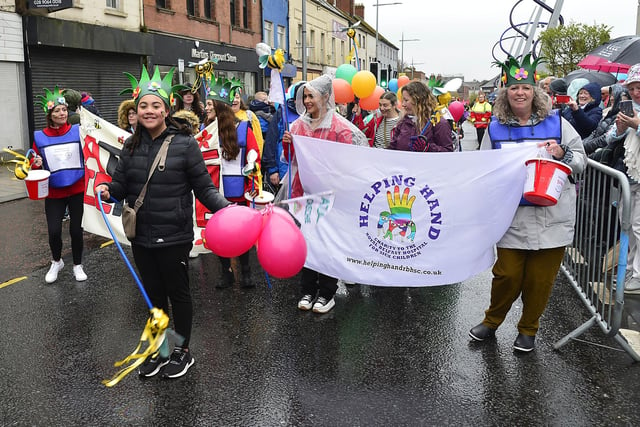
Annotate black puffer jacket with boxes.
[584,84,630,156]
[583,115,616,155]
[108,125,230,248]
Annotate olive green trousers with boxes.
[483,246,565,336]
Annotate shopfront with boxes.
[148,34,263,100]
[24,15,152,133]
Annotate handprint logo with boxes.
[379,185,416,241]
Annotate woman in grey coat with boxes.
[469,55,587,352]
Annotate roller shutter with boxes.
[29,46,142,130]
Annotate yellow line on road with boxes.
[0,276,28,289]
[100,240,114,248]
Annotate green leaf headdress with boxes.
[206,77,236,105]
[493,53,545,87]
[229,77,244,100]
[119,65,188,107]
[35,86,67,113]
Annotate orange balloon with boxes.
[351,70,377,99]
[359,86,385,111]
[333,78,354,104]
[398,75,410,88]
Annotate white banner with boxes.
[293,135,539,286]
[276,191,335,229]
[79,108,222,254]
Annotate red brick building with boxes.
[145,0,264,94]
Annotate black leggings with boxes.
[218,251,250,272]
[301,267,338,300]
[475,127,486,148]
[44,193,84,265]
[131,243,193,348]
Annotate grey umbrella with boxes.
[564,69,618,87]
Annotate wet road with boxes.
[2,124,640,425]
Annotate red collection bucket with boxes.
[523,158,572,206]
[24,169,50,200]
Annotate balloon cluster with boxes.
[204,204,306,278]
[333,64,411,110]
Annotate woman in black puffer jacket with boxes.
[96,66,230,380]
[584,84,630,157]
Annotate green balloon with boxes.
[336,64,357,84]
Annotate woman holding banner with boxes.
[31,87,87,284]
[282,74,368,314]
[469,55,586,352]
[96,66,230,379]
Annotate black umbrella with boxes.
[564,69,618,87]
[578,35,640,73]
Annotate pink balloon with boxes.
[260,205,296,229]
[359,86,385,111]
[205,205,263,257]
[448,101,465,122]
[333,78,355,104]
[270,206,296,226]
[257,212,307,278]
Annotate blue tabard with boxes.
[487,111,563,205]
[487,110,562,149]
[33,125,84,188]
[222,121,249,198]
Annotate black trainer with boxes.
[513,333,535,352]
[240,266,254,288]
[469,323,496,342]
[138,353,169,377]
[216,268,234,289]
[161,347,195,379]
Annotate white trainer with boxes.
[312,297,335,314]
[45,259,64,283]
[73,264,88,282]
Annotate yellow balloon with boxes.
[351,70,376,99]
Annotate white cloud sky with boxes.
[359,0,638,81]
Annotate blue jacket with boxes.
[263,101,299,179]
[561,82,603,139]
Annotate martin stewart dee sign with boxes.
[191,48,238,63]
[29,0,73,8]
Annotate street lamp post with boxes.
[400,32,419,75]
[374,1,402,82]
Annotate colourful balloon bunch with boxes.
[333,64,411,111]
[204,204,307,278]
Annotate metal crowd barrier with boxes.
[556,159,639,361]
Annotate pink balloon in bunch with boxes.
[359,86,385,111]
[397,75,410,88]
[257,208,307,278]
[448,101,465,122]
[333,78,355,104]
[204,205,263,257]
